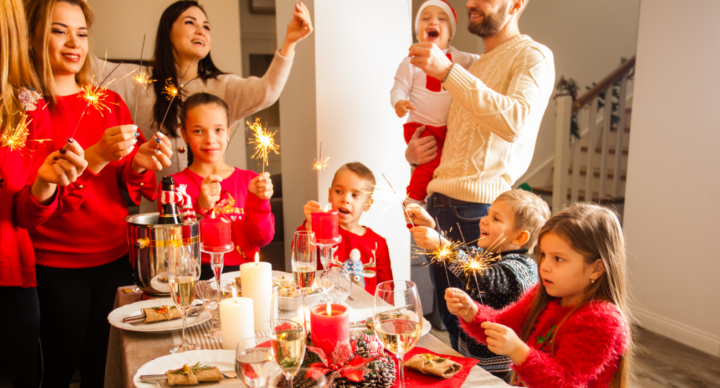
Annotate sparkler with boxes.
[70,62,126,139]
[424,238,464,285]
[133,34,154,121]
[247,117,279,174]
[381,173,415,228]
[159,54,198,131]
[459,233,506,300]
[312,142,329,204]
[0,113,51,182]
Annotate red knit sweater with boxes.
[171,168,274,266]
[1,91,59,287]
[460,285,630,387]
[28,90,156,268]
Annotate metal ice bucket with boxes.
[125,212,202,296]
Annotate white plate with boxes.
[422,320,432,336]
[206,270,287,285]
[108,298,212,333]
[133,350,239,387]
[209,271,326,307]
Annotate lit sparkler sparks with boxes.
[162,78,179,100]
[79,84,112,115]
[458,233,506,300]
[134,72,153,86]
[0,113,51,180]
[247,117,279,174]
[312,142,329,171]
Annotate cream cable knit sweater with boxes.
[428,34,555,204]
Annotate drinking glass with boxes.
[196,280,236,338]
[236,335,278,388]
[270,286,307,388]
[318,268,352,304]
[292,231,317,290]
[168,244,200,353]
[373,281,423,388]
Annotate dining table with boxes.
[104,273,509,388]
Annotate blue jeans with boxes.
[425,193,489,350]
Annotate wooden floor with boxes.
[430,326,720,388]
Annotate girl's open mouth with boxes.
[427,30,439,38]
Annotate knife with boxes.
[140,370,237,383]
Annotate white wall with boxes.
[276,0,413,281]
[624,0,720,356]
[516,0,640,187]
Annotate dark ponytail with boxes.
[180,92,230,167]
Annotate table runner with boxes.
[104,279,508,388]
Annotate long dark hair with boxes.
[151,1,223,137]
[180,92,230,166]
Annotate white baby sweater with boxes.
[428,35,555,204]
[390,46,479,127]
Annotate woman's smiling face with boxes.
[170,6,212,62]
[41,1,88,78]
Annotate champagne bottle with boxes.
[159,176,182,224]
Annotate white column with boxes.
[276,0,413,281]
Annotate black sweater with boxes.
[447,247,538,371]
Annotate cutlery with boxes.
[140,370,237,383]
[123,304,204,323]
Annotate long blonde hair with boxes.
[519,203,634,387]
[25,0,94,107]
[0,0,39,132]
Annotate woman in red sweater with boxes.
[171,93,274,278]
[0,1,88,386]
[446,203,633,388]
[24,0,172,386]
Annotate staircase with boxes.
[532,57,635,216]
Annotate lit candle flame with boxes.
[247,118,279,173]
[254,251,259,266]
[232,285,238,298]
[326,303,332,316]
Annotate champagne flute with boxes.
[236,335,278,388]
[270,286,307,388]
[292,231,317,290]
[373,281,423,388]
[168,244,200,353]
[318,268,352,304]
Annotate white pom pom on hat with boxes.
[415,0,458,40]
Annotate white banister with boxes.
[584,99,598,200]
[598,86,613,199]
[613,75,629,197]
[552,96,573,213]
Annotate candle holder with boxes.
[317,237,342,270]
[200,243,234,288]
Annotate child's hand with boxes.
[445,288,478,323]
[405,204,435,228]
[394,100,416,118]
[411,226,441,250]
[249,172,273,200]
[303,200,322,230]
[200,174,223,213]
[481,322,530,364]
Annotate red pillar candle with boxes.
[310,303,349,358]
[201,213,233,252]
[311,210,339,243]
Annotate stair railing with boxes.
[552,56,635,213]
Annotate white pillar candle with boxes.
[219,297,254,350]
[240,257,272,331]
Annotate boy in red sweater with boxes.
[445,204,632,387]
[299,162,393,294]
[171,93,274,278]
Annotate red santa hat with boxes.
[415,0,458,40]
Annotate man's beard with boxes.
[467,5,508,38]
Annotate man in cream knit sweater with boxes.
[406,0,555,360]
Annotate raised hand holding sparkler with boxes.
[247,117,279,174]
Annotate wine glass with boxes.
[270,286,307,388]
[292,231,317,290]
[168,244,200,353]
[196,280,236,338]
[373,281,423,388]
[318,268,352,304]
[236,335,279,388]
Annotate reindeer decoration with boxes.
[330,243,377,287]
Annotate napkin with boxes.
[405,353,462,378]
[391,348,478,388]
[166,363,223,386]
[143,306,182,323]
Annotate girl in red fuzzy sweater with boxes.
[445,203,633,387]
[171,93,274,279]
